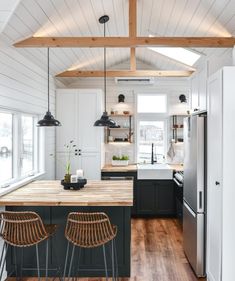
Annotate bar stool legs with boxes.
[0,243,8,281]
[45,239,49,281]
[63,241,118,281]
[114,239,119,281]
[35,244,41,281]
[102,244,108,281]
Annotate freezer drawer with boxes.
[183,202,205,277]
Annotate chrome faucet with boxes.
[151,143,157,165]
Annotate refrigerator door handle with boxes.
[184,201,196,218]
[199,191,202,209]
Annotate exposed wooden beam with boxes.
[129,0,137,37]
[129,0,137,71]
[14,36,235,48]
[130,48,136,71]
[56,70,194,78]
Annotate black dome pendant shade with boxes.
[37,48,61,127]
[94,15,116,127]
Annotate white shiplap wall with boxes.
[57,70,190,164]
[0,46,56,179]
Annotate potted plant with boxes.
[64,140,76,183]
[112,155,129,166]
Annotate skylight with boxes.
[148,47,201,66]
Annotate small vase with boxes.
[64,174,71,183]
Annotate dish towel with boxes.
[167,141,175,161]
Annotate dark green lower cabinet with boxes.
[136,180,175,216]
[136,181,156,215]
[6,206,131,278]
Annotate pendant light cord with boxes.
[47,47,50,112]
[104,21,107,112]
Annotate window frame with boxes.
[0,108,42,187]
[135,93,168,163]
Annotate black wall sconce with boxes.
[118,94,125,103]
[179,94,187,103]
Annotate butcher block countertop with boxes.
[0,180,133,207]
[101,164,137,172]
[102,164,183,172]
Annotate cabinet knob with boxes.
[215,181,220,186]
[75,153,78,156]
[79,153,81,156]
[75,149,78,152]
[79,149,81,152]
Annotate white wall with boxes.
[57,75,190,164]
[0,47,56,179]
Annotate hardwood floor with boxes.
[8,218,206,281]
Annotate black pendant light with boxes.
[37,48,61,127]
[94,15,116,127]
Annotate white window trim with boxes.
[135,93,168,163]
[0,108,45,192]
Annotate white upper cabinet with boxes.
[190,68,207,112]
[56,89,78,152]
[77,90,103,152]
[56,89,103,152]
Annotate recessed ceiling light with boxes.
[148,46,201,66]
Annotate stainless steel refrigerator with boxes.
[183,112,206,277]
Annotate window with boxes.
[0,112,13,183]
[136,94,167,163]
[138,121,166,161]
[137,94,167,113]
[20,115,34,176]
[0,109,40,187]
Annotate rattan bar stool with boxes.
[0,211,59,281]
[63,212,118,281]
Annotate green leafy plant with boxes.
[112,155,129,161]
[64,140,76,174]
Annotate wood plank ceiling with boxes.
[1,0,235,84]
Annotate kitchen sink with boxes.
[137,163,173,180]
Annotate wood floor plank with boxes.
[7,218,206,281]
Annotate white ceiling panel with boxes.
[0,0,234,79]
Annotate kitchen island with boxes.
[0,180,133,278]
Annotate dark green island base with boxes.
[6,206,131,278]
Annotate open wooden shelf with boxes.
[109,114,133,117]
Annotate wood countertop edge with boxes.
[0,202,133,207]
[101,164,183,172]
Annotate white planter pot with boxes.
[112,160,129,166]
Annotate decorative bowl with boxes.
[61,179,87,190]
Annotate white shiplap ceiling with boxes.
[0,0,235,84]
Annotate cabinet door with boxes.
[79,152,101,180]
[207,70,223,281]
[136,181,156,215]
[56,90,78,152]
[156,180,175,215]
[191,75,199,111]
[77,90,103,152]
[198,68,207,111]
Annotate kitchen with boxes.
[0,1,235,281]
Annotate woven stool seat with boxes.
[0,211,57,247]
[65,212,117,248]
[0,211,60,281]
